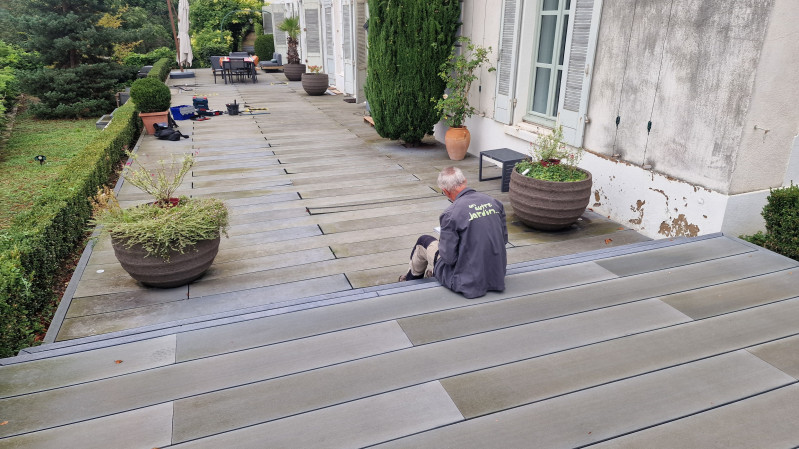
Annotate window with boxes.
[526,0,571,124]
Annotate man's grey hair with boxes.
[437,166,467,191]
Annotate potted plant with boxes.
[433,36,495,160]
[91,151,229,288]
[278,16,306,81]
[508,125,593,231]
[302,65,328,95]
[129,77,171,134]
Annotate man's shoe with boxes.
[399,270,423,282]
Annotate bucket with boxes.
[226,100,239,115]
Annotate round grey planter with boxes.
[111,236,221,288]
[284,63,306,81]
[301,73,329,95]
[508,168,593,231]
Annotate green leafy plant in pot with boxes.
[91,151,229,288]
[278,16,306,81]
[433,36,495,160]
[129,77,171,134]
[508,125,593,231]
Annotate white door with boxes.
[323,3,335,83]
[342,0,355,94]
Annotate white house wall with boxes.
[448,0,797,239]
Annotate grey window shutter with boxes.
[557,0,603,147]
[263,11,273,34]
[343,4,353,60]
[494,0,522,125]
[273,5,287,55]
[305,8,321,54]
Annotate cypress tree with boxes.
[366,0,460,144]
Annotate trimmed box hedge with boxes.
[0,100,141,357]
[148,57,172,82]
[742,184,799,261]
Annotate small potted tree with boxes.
[91,151,229,288]
[129,77,171,134]
[302,65,329,95]
[508,126,593,231]
[433,36,494,160]
[278,16,306,81]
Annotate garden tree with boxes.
[190,0,261,51]
[365,0,461,144]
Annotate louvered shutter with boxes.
[273,4,287,56]
[342,4,353,60]
[493,0,522,125]
[305,3,321,56]
[557,0,603,147]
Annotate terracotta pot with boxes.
[111,236,221,288]
[284,63,306,81]
[139,111,169,135]
[508,168,593,231]
[301,73,329,95]
[445,126,470,160]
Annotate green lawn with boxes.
[0,115,99,230]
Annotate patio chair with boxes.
[229,52,250,58]
[209,56,226,84]
[223,57,251,83]
[259,53,284,72]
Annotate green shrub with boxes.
[742,184,799,260]
[19,63,138,119]
[254,34,275,61]
[130,76,171,112]
[0,101,140,357]
[365,0,460,144]
[123,47,176,69]
[147,58,173,82]
[192,29,233,69]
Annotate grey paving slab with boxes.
[437,297,799,420]
[169,299,687,442]
[594,236,753,276]
[747,334,799,379]
[58,274,351,340]
[592,383,799,448]
[397,250,792,346]
[0,335,175,398]
[660,268,799,319]
[1,322,409,438]
[0,403,173,449]
[174,263,620,362]
[380,351,794,448]
[171,382,462,448]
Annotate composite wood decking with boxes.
[3,71,796,448]
[1,234,798,447]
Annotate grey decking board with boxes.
[171,382,462,448]
[169,299,687,442]
[58,275,351,341]
[381,351,794,448]
[0,403,173,449]
[398,250,796,346]
[0,322,411,438]
[319,208,441,234]
[174,264,618,361]
[748,334,799,379]
[660,268,799,319]
[0,335,176,398]
[592,383,799,448]
[594,236,753,276]
[437,297,799,420]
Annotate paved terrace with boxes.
[0,70,797,447]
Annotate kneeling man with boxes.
[400,167,508,298]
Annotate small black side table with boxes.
[478,148,528,192]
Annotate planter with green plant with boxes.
[433,36,495,160]
[129,76,171,134]
[278,16,305,81]
[91,151,229,288]
[508,125,593,231]
[301,65,328,95]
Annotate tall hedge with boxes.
[0,101,140,357]
[365,0,460,144]
[254,34,275,61]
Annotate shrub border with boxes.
[0,99,142,357]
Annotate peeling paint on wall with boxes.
[629,200,645,225]
[658,214,700,237]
